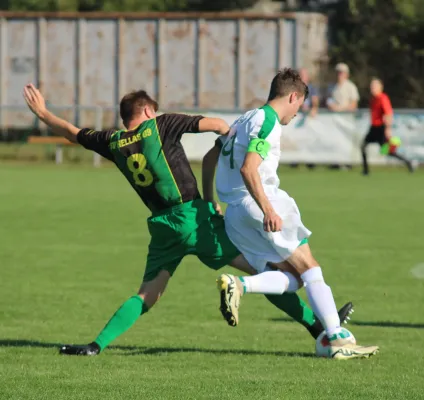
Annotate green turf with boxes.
[1,163,424,400]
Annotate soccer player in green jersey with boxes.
[23,84,352,356]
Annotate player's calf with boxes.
[59,271,171,356]
[307,302,354,339]
[287,245,379,355]
[287,244,343,338]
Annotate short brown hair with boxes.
[268,68,309,101]
[119,90,159,124]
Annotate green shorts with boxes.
[143,199,240,282]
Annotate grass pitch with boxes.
[1,163,424,400]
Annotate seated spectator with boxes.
[327,63,359,112]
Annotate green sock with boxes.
[265,292,316,328]
[94,295,148,351]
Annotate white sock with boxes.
[301,267,341,337]
[240,271,292,295]
[284,272,301,292]
[262,266,300,292]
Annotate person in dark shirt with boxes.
[23,84,352,356]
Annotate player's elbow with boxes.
[67,133,79,144]
[209,118,230,135]
[215,120,230,135]
[240,156,260,178]
[240,164,253,179]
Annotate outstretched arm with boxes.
[23,84,80,143]
[198,118,230,135]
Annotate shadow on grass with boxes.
[0,340,138,351]
[270,318,424,329]
[350,321,424,329]
[117,347,314,358]
[0,339,314,358]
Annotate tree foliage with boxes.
[327,0,424,107]
[185,0,257,11]
[0,0,256,11]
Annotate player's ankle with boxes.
[327,328,346,341]
[305,321,321,340]
[237,276,247,295]
[90,342,101,353]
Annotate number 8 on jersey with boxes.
[127,153,154,187]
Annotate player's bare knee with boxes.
[230,254,257,275]
[302,257,319,271]
[137,288,159,309]
[287,246,319,275]
[137,270,171,309]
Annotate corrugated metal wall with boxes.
[0,12,328,127]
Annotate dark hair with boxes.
[268,68,309,101]
[119,90,159,124]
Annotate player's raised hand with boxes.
[263,210,282,232]
[23,84,47,118]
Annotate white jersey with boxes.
[216,105,282,204]
[215,104,311,270]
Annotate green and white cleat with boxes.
[316,328,379,360]
[216,274,243,327]
[329,341,379,360]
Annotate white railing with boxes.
[1,106,424,166]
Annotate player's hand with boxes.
[23,84,47,119]
[212,201,223,216]
[263,211,282,232]
[385,127,392,141]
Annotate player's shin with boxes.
[240,271,298,294]
[94,295,149,351]
[265,292,317,329]
[300,267,341,337]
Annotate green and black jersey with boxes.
[77,114,204,213]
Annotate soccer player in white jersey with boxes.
[205,68,379,359]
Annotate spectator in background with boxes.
[299,68,319,117]
[361,78,414,175]
[327,63,359,112]
[326,63,359,170]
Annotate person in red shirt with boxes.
[361,78,414,175]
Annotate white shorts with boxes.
[224,190,311,273]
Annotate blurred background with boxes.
[0,0,423,167]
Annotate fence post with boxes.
[55,144,63,165]
[93,106,102,167]
[0,19,8,134]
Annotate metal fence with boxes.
[0,12,328,118]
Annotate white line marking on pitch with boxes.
[411,263,424,279]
